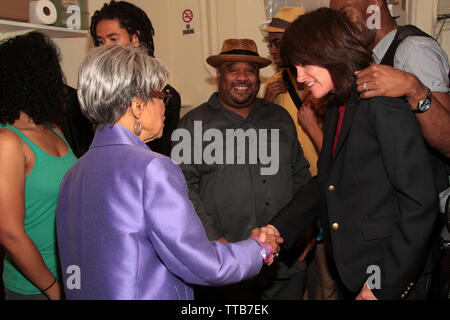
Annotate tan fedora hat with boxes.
[206,39,271,68]
[264,6,307,33]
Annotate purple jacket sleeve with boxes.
[142,157,263,286]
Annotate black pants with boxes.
[4,289,48,300]
[195,262,308,300]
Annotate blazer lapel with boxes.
[331,90,360,165]
[318,106,338,175]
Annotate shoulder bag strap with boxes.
[282,68,303,110]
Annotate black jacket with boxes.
[62,86,94,158]
[271,89,439,299]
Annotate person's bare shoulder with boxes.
[0,128,25,159]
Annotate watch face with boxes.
[418,98,431,112]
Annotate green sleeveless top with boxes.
[1,124,77,294]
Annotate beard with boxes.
[228,82,258,107]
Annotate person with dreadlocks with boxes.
[90,1,181,157]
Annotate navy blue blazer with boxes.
[271,89,439,300]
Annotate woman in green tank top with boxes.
[0,32,77,300]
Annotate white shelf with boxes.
[0,18,88,38]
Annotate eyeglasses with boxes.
[150,88,172,105]
[267,39,281,50]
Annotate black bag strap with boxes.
[380,25,434,67]
[282,68,303,110]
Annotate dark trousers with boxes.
[4,289,48,300]
[195,263,308,300]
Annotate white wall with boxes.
[436,0,450,58]
[407,0,450,64]
[52,0,104,88]
[141,0,276,112]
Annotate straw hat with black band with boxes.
[264,6,307,33]
[206,39,271,68]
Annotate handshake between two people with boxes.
[249,225,283,266]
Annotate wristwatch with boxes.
[412,87,432,113]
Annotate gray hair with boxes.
[77,45,168,128]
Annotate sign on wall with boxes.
[182,8,195,35]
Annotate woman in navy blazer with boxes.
[261,8,439,300]
[56,45,280,300]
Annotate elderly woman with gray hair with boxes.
[56,45,280,300]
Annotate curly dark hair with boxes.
[281,8,373,107]
[90,1,155,57]
[0,32,67,126]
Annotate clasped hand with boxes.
[250,225,283,265]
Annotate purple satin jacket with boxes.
[56,124,263,300]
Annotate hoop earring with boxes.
[134,119,142,135]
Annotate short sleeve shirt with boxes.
[372,29,450,93]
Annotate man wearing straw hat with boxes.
[175,39,312,299]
